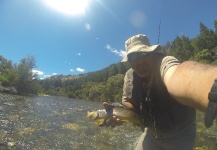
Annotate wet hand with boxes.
[105,115,122,127]
[103,102,123,127]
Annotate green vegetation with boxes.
[39,63,129,101]
[1,20,217,101]
[0,55,39,95]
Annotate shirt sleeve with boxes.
[122,68,134,102]
[160,56,180,80]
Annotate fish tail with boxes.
[99,120,110,127]
[86,111,91,118]
[99,122,105,127]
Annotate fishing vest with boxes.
[123,56,196,139]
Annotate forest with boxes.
[1,21,217,102]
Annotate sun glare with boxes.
[44,0,89,15]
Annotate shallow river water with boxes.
[0,94,141,150]
[0,94,217,150]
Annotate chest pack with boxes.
[132,70,195,138]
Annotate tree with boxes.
[116,62,126,74]
[200,22,209,36]
[192,49,213,64]
[0,56,16,86]
[108,64,118,77]
[103,74,124,102]
[194,22,217,51]
[181,36,195,60]
[161,41,172,55]
[15,55,39,95]
[171,36,184,61]
[214,20,217,34]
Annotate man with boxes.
[103,34,217,150]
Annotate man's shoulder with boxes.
[161,56,179,64]
[160,56,180,80]
[126,68,134,75]
[160,56,180,67]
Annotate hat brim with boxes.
[121,44,161,62]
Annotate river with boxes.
[0,94,141,150]
[0,94,216,150]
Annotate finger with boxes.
[110,116,119,127]
[116,118,123,126]
[112,116,117,120]
[105,116,113,126]
[105,118,111,124]
[105,119,111,127]
[105,116,118,127]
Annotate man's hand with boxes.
[103,102,122,127]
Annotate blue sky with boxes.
[0,0,216,79]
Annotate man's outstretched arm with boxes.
[164,61,217,112]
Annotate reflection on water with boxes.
[0,94,217,150]
[0,94,141,150]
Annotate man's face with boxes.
[128,52,154,78]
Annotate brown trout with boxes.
[87,107,142,127]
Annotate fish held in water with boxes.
[87,107,142,127]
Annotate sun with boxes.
[44,0,89,15]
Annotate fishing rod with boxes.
[157,18,161,44]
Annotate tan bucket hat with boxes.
[121,34,161,62]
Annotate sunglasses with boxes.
[127,52,150,61]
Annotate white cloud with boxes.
[76,53,81,56]
[70,69,74,72]
[105,44,126,57]
[76,67,85,72]
[43,75,51,78]
[32,69,44,75]
[105,44,111,49]
[52,73,58,76]
[85,23,91,30]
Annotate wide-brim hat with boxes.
[121,34,161,62]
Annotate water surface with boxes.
[0,94,216,150]
[0,95,141,150]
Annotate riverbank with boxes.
[0,86,17,94]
